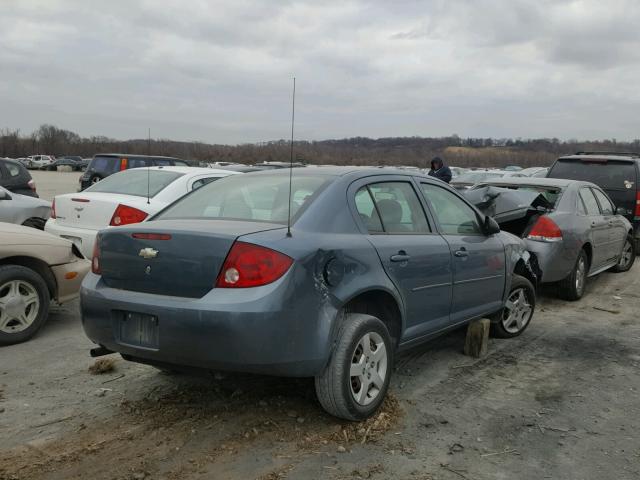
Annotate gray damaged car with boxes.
[466,177,634,300]
[81,168,540,420]
[0,186,51,229]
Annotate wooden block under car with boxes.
[464,318,490,358]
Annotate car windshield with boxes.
[85,169,183,197]
[548,159,637,190]
[454,171,504,183]
[155,173,332,223]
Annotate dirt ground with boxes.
[1,265,639,480]
[2,172,639,479]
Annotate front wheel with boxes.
[611,235,635,273]
[490,274,535,338]
[315,313,393,421]
[0,265,50,345]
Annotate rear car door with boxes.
[420,182,505,323]
[352,178,453,339]
[592,187,627,261]
[578,187,608,269]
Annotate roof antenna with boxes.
[147,127,151,205]
[286,77,296,238]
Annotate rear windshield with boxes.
[88,156,119,174]
[155,173,332,223]
[85,169,184,197]
[548,159,637,190]
[455,171,504,184]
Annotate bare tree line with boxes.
[1,125,639,168]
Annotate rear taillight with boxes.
[527,216,562,242]
[91,238,101,274]
[120,158,128,171]
[109,204,148,226]
[216,241,293,288]
[28,179,36,192]
[635,191,640,218]
[51,198,56,219]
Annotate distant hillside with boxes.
[1,125,638,168]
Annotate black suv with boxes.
[79,154,189,190]
[547,151,640,248]
[0,158,38,197]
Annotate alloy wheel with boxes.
[349,332,388,406]
[0,280,40,334]
[501,287,533,334]
[618,240,633,269]
[575,256,586,296]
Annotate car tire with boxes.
[315,313,393,421]
[611,235,635,273]
[558,249,589,301]
[22,217,46,230]
[90,175,101,185]
[0,265,50,346]
[490,274,535,339]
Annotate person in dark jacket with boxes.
[428,156,452,183]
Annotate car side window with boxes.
[421,183,482,235]
[592,188,614,215]
[355,187,384,233]
[579,188,600,216]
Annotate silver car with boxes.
[0,186,51,229]
[466,177,634,300]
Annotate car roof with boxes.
[558,154,640,162]
[142,166,237,175]
[240,165,438,179]
[477,177,589,188]
[93,153,180,160]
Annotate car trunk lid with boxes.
[98,219,285,298]
[53,193,150,229]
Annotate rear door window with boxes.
[549,159,637,190]
[579,188,601,216]
[128,158,150,168]
[354,187,384,233]
[154,158,171,166]
[363,182,430,234]
[592,188,614,215]
[6,163,21,177]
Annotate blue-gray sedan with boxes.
[81,168,539,420]
[467,177,635,300]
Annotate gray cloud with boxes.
[1,0,639,143]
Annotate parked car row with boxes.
[2,151,637,423]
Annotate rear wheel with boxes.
[315,313,392,421]
[558,250,588,301]
[0,265,50,345]
[22,217,46,230]
[611,235,635,273]
[490,274,535,338]
[90,175,101,185]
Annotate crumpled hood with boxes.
[0,222,72,248]
[464,186,554,223]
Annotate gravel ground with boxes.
[1,172,639,479]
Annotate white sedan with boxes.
[45,166,238,258]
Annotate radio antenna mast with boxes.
[147,128,151,204]
[286,77,296,238]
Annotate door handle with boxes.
[390,251,411,262]
[454,248,469,258]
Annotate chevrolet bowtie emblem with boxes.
[139,247,158,259]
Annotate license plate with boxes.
[117,311,159,349]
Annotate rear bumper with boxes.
[51,259,91,303]
[45,220,98,259]
[80,273,336,377]
[523,239,575,283]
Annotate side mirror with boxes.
[483,215,500,235]
[615,206,627,216]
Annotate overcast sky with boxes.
[1,0,639,143]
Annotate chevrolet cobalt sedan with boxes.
[81,168,539,420]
